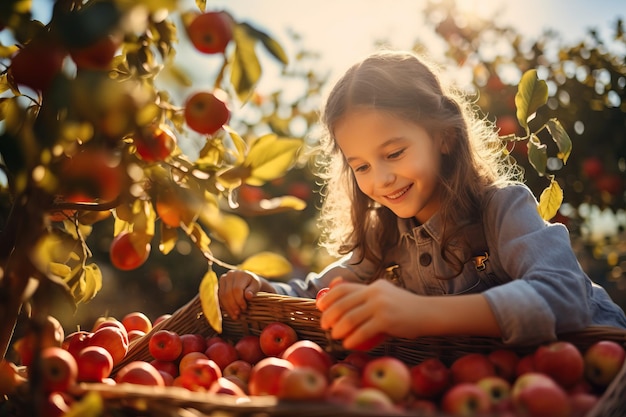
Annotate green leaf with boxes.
[515,69,548,128]
[230,24,262,103]
[240,22,289,65]
[546,119,572,164]
[199,269,222,333]
[527,134,547,176]
[538,178,563,221]
[238,251,292,278]
[244,134,303,185]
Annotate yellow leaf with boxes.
[538,179,563,221]
[79,264,103,303]
[200,208,249,256]
[238,251,292,278]
[49,262,72,279]
[158,223,178,255]
[244,134,303,185]
[64,391,103,417]
[199,269,222,333]
[231,24,262,103]
[515,69,548,128]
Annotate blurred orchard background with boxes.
[1,0,625,359]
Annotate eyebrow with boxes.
[345,137,406,163]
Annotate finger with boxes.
[319,286,364,330]
[328,302,371,341]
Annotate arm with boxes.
[317,279,501,350]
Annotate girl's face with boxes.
[334,108,443,224]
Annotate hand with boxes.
[317,279,418,350]
[218,269,263,320]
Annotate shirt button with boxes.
[419,253,432,266]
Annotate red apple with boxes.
[76,346,113,382]
[583,339,626,389]
[63,330,93,359]
[159,370,174,386]
[127,330,146,342]
[534,341,584,388]
[488,349,520,382]
[183,91,230,136]
[88,326,129,365]
[13,315,65,367]
[179,352,209,374]
[342,351,373,371]
[153,314,172,326]
[248,357,294,396]
[361,356,411,403]
[441,383,492,416]
[208,376,247,397]
[352,333,387,352]
[149,330,183,362]
[234,335,265,365]
[450,353,496,384]
[92,318,129,344]
[352,387,397,412]
[205,340,239,371]
[43,391,74,417]
[185,11,233,55]
[223,359,253,383]
[178,358,222,391]
[259,322,298,357]
[569,392,600,417]
[115,361,165,386]
[511,372,571,417]
[205,335,228,348]
[409,357,451,399]
[150,359,179,378]
[0,359,27,395]
[281,339,333,377]
[180,333,207,356]
[39,347,78,393]
[325,375,360,405]
[516,353,536,377]
[121,311,153,334]
[277,367,328,400]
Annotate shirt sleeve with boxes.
[481,184,593,345]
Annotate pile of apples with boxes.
[2,312,625,417]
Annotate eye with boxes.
[353,163,369,173]
[387,148,406,159]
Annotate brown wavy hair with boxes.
[315,50,522,278]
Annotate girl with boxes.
[218,50,626,349]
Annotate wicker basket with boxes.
[110,292,626,417]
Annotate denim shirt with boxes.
[272,184,626,345]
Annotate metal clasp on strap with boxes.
[383,264,404,287]
[473,252,489,271]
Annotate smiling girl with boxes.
[218,50,626,349]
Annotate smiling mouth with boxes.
[385,184,412,200]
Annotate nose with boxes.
[374,165,395,188]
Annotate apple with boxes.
[516,353,536,377]
[149,330,183,362]
[409,357,451,399]
[76,346,113,382]
[0,359,27,396]
[127,330,146,342]
[281,340,333,377]
[511,372,571,417]
[180,333,207,356]
[206,336,228,348]
[115,361,165,386]
[352,333,387,351]
[208,376,247,397]
[329,361,360,382]
[248,357,294,396]
[342,351,373,371]
[9,36,66,92]
[134,123,177,162]
[569,392,600,417]
[534,341,584,388]
[223,359,253,383]
[39,347,78,393]
[352,387,397,412]
[441,383,492,416]
[583,339,626,388]
[186,11,233,54]
[183,91,230,136]
[405,397,438,414]
[43,391,75,417]
[234,335,265,365]
[361,356,411,403]
[150,359,179,378]
[223,374,249,394]
[159,370,174,386]
[153,314,172,326]
[13,315,64,366]
[109,231,151,271]
[325,375,360,405]
[488,349,520,382]
[178,358,222,391]
[121,311,153,335]
[205,340,239,370]
[259,322,298,357]
[88,326,129,365]
[277,367,328,400]
[63,330,93,359]
[450,353,496,384]
[69,33,121,70]
[179,352,209,374]
[92,318,129,345]
[477,375,511,409]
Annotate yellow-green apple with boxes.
[569,392,600,417]
[326,375,360,405]
[281,340,333,377]
[13,315,64,366]
[149,330,182,362]
[248,357,294,396]
[208,376,247,397]
[477,375,512,411]
[488,349,520,382]
[150,359,179,378]
[178,358,222,391]
[235,335,265,365]
[0,359,27,396]
[409,357,451,400]
[352,387,397,412]
[76,346,113,382]
[121,311,153,335]
[516,353,536,377]
[259,322,298,357]
[329,361,360,382]
[206,340,239,371]
[534,341,584,388]
[180,333,207,356]
[361,356,411,403]
[179,352,209,374]
[115,361,165,386]
[511,372,571,417]
[39,347,78,393]
[183,91,230,136]
[450,353,496,384]
[88,326,129,365]
[277,367,328,400]
[223,359,253,383]
[63,330,93,359]
[583,340,626,389]
[441,383,492,416]
[43,391,75,417]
